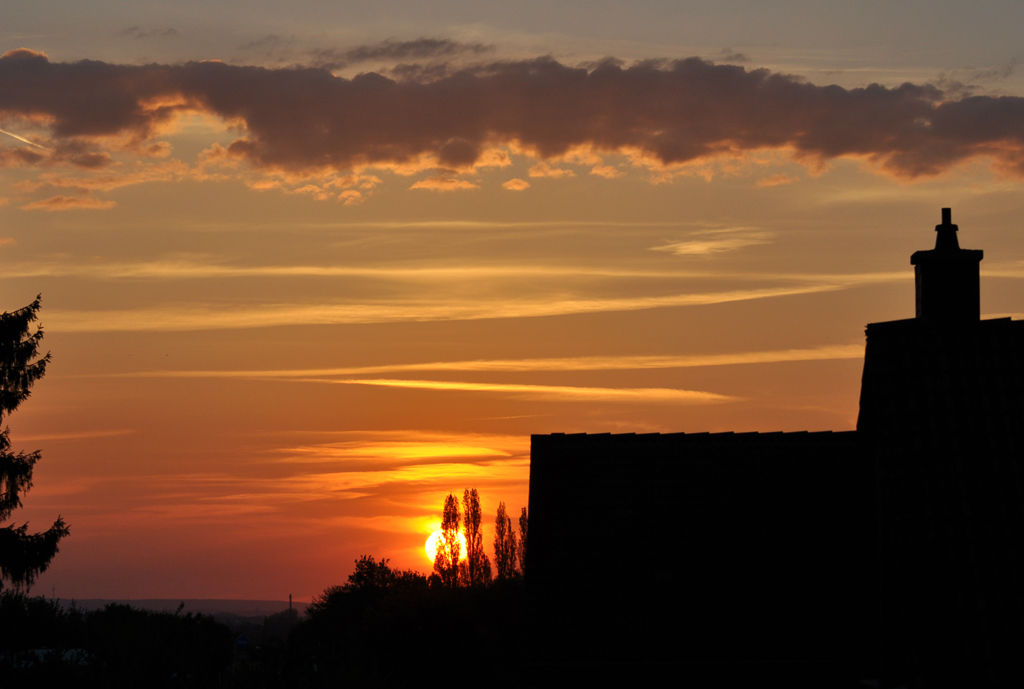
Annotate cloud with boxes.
[19,195,116,211]
[528,162,575,178]
[0,255,909,283]
[308,38,495,71]
[329,378,735,404]
[276,434,516,465]
[409,176,479,191]
[756,173,797,187]
[653,229,774,255]
[716,48,750,63]
[339,189,364,205]
[17,429,135,441]
[590,164,623,178]
[0,145,46,167]
[933,59,1017,98]
[291,183,331,200]
[119,26,178,40]
[247,179,281,190]
[115,344,865,380]
[502,178,530,190]
[4,50,1024,179]
[21,160,190,192]
[42,283,850,332]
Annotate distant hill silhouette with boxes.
[67,598,305,618]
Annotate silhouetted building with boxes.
[860,209,1024,687]
[527,210,1024,687]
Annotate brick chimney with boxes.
[910,208,983,323]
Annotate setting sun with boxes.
[424,530,468,563]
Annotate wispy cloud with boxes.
[307,38,495,71]
[502,178,530,190]
[118,26,178,40]
[0,257,870,281]
[756,173,797,187]
[409,176,479,191]
[119,344,864,380]
[590,164,624,178]
[528,162,575,178]
[653,229,774,255]
[15,429,135,442]
[0,255,914,285]
[273,431,526,465]
[326,378,735,403]
[20,195,116,211]
[44,284,849,332]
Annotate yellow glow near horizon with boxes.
[424,530,468,564]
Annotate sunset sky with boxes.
[4,1,1024,601]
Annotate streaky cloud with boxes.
[16,429,135,441]
[0,257,910,283]
[309,38,495,71]
[19,195,116,211]
[44,284,848,332]
[118,344,865,380]
[653,229,774,255]
[324,378,734,403]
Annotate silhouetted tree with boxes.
[494,501,518,580]
[518,506,528,575]
[309,555,428,616]
[460,488,492,587]
[0,297,67,591]
[434,493,461,588]
[296,554,526,687]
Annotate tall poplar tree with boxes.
[493,501,518,580]
[0,297,68,591]
[433,493,461,588]
[460,488,491,587]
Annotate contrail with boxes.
[0,127,52,151]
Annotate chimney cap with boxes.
[935,207,959,250]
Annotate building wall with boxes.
[527,430,871,672]
[859,317,1024,687]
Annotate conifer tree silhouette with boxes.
[0,297,68,591]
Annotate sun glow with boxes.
[424,530,468,563]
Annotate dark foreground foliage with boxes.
[0,591,233,688]
[0,558,528,688]
[286,556,527,688]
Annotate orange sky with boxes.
[3,6,1024,600]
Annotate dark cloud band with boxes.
[2,48,1023,177]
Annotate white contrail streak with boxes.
[0,127,52,151]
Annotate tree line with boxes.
[432,488,528,588]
